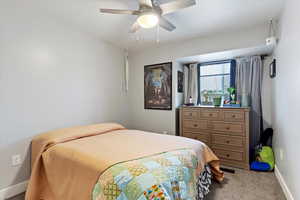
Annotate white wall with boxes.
[272,0,300,199]
[128,25,269,135]
[0,1,128,190]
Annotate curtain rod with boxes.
[235,54,271,60]
[184,62,198,65]
[184,54,271,66]
[261,54,270,60]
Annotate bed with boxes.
[25,123,223,200]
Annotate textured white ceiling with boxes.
[25,0,284,50]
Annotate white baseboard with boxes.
[274,165,295,200]
[0,180,28,200]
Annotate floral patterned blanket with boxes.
[92,149,212,200]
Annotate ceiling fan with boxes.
[100,0,196,33]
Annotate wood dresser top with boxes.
[181,105,250,110]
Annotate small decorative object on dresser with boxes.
[180,106,250,169]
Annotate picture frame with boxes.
[177,71,184,93]
[144,62,172,110]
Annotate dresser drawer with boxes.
[224,111,244,122]
[211,121,244,134]
[183,120,208,130]
[183,132,210,145]
[213,148,244,162]
[182,110,198,120]
[212,134,244,148]
[199,109,220,120]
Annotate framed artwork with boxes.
[177,71,184,93]
[144,62,172,110]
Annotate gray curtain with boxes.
[184,63,198,104]
[236,56,263,161]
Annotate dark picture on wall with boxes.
[144,62,172,110]
[177,71,184,93]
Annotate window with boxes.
[199,61,233,105]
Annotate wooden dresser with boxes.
[179,106,250,169]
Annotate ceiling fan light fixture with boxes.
[137,13,159,29]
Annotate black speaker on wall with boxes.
[269,59,276,78]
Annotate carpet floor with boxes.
[9,169,286,200]
[205,168,286,200]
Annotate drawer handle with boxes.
[226,154,230,157]
[226,141,230,144]
[209,113,213,117]
[226,127,230,130]
[193,124,198,127]
[232,115,236,118]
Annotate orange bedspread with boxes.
[25,123,223,200]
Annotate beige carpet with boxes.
[9,169,286,200]
[205,168,286,200]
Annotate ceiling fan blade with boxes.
[160,0,196,15]
[100,9,140,15]
[138,0,153,8]
[129,21,141,33]
[159,17,176,31]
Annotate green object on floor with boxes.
[257,146,275,170]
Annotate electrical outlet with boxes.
[12,154,22,166]
[162,131,168,135]
[279,149,284,161]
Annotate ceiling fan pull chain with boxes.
[135,31,142,43]
[152,0,159,7]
